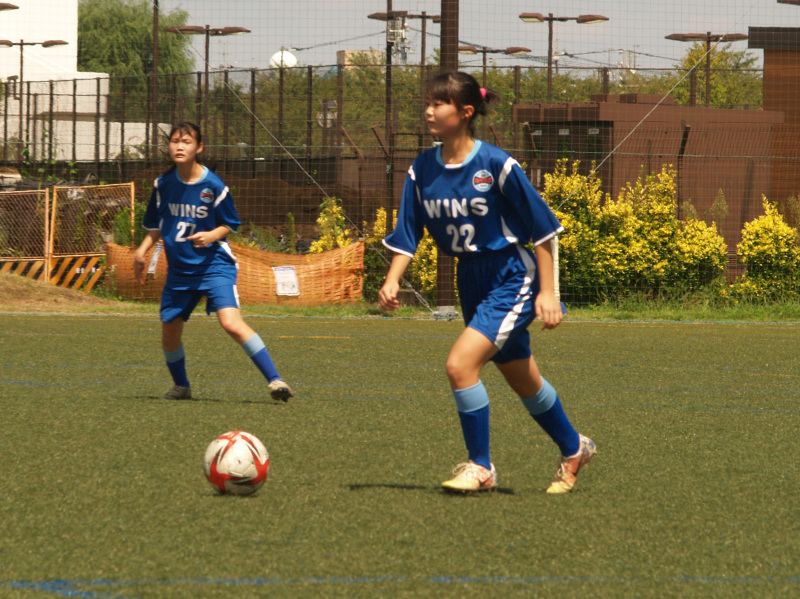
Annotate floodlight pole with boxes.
[665,31,748,107]
[165,24,250,140]
[519,12,609,101]
[152,0,159,160]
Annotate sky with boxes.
[158,0,800,73]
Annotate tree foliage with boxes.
[78,0,194,120]
[671,42,762,108]
[78,0,193,77]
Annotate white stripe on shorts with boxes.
[494,245,537,349]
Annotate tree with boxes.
[672,42,761,108]
[78,0,194,120]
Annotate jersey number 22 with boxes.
[446,223,476,253]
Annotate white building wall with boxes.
[0,0,151,163]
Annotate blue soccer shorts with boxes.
[160,284,240,323]
[457,244,540,364]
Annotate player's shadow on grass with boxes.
[144,395,288,405]
[347,483,514,495]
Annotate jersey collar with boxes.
[436,139,482,169]
[175,165,209,185]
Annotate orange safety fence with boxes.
[105,241,365,305]
[0,183,135,292]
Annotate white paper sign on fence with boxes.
[272,266,300,296]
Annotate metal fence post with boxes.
[95,78,101,174]
[72,79,77,163]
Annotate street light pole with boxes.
[165,25,250,140]
[547,14,554,101]
[152,0,159,160]
[204,26,211,134]
[519,12,609,102]
[665,31,748,107]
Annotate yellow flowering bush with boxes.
[675,217,728,290]
[543,160,727,302]
[308,196,354,254]
[361,207,389,302]
[408,229,439,301]
[731,198,800,299]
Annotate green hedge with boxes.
[543,160,799,304]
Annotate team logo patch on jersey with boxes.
[200,188,215,203]
[472,170,494,192]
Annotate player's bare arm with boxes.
[534,241,562,330]
[186,225,231,248]
[378,253,413,311]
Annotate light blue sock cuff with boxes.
[242,334,266,358]
[452,380,490,413]
[163,346,185,363]
[521,377,558,416]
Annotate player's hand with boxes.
[378,280,401,312]
[535,291,563,330]
[133,250,147,285]
[186,231,216,248]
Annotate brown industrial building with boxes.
[512,95,783,271]
[749,27,800,210]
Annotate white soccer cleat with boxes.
[162,385,192,400]
[546,434,596,494]
[441,461,497,493]
[268,379,294,402]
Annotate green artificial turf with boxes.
[1,315,798,598]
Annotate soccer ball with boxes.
[203,431,270,496]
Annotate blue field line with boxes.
[4,573,800,598]
[2,309,800,326]
[2,378,800,412]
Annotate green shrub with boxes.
[111,201,147,247]
[229,220,283,253]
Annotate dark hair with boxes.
[427,71,498,136]
[166,121,203,145]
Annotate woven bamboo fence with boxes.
[105,241,365,305]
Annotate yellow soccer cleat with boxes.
[546,434,596,494]
[442,461,497,493]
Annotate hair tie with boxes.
[479,87,487,99]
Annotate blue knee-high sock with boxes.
[164,346,189,388]
[521,378,580,456]
[453,381,491,470]
[242,334,280,382]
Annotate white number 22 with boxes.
[446,223,476,253]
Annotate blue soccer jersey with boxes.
[143,166,241,287]
[383,140,562,257]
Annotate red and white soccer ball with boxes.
[203,431,270,496]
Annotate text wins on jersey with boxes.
[422,197,488,219]
[168,203,209,219]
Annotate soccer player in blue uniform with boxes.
[379,72,595,493]
[133,122,293,402]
